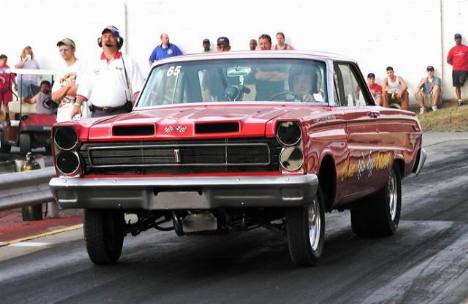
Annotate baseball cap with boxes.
[56,38,76,48]
[102,25,121,38]
[203,38,210,44]
[454,33,462,39]
[217,36,230,46]
[426,65,434,71]
[367,73,375,78]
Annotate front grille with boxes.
[79,138,281,174]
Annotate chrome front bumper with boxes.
[49,174,318,210]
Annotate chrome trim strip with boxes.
[85,142,271,150]
[50,174,316,187]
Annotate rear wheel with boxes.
[84,209,125,265]
[0,131,11,153]
[19,133,31,155]
[286,187,325,266]
[351,166,401,237]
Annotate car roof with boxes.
[151,50,356,67]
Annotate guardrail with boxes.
[0,167,55,211]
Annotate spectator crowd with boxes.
[0,29,467,122]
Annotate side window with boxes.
[336,63,367,107]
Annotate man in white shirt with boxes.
[72,25,144,118]
[51,38,86,122]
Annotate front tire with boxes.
[351,165,401,237]
[286,187,325,266]
[84,209,125,265]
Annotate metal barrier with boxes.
[0,167,55,211]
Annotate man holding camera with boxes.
[72,25,143,118]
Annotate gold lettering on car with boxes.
[339,151,392,181]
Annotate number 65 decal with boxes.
[167,66,181,77]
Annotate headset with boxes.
[97,31,124,49]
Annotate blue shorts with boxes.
[452,70,467,87]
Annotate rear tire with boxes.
[286,187,325,266]
[0,131,11,153]
[84,209,125,265]
[19,133,31,155]
[351,166,401,237]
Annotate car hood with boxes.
[82,103,331,141]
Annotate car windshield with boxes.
[136,59,327,107]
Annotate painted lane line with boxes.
[0,224,83,248]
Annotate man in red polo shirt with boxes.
[447,33,468,106]
[366,73,383,106]
[72,25,143,118]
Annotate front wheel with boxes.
[84,209,125,265]
[351,165,401,237]
[286,187,325,266]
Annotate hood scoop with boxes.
[113,125,155,136]
[195,122,239,134]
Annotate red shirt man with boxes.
[367,73,383,106]
[447,33,468,105]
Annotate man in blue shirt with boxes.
[148,33,183,65]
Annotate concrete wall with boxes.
[1,0,467,102]
[441,0,468,100]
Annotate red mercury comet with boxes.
[50,51,426,266]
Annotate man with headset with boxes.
[72,25,144,118]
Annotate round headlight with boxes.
[54,127,78,150]
[56,151,81,175]
[276,121,301,146]
[279,147,304,171]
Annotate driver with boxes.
[289,65,318,102]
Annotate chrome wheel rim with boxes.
[388,171,397,221]
[308,198,321,251]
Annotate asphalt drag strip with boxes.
[0,139,467,304]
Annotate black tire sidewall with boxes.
[351,165,402,237]
[384,166,402,231]
[286,187,325,266]
[84,209,125,265]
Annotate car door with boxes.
[333,62,386,205]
